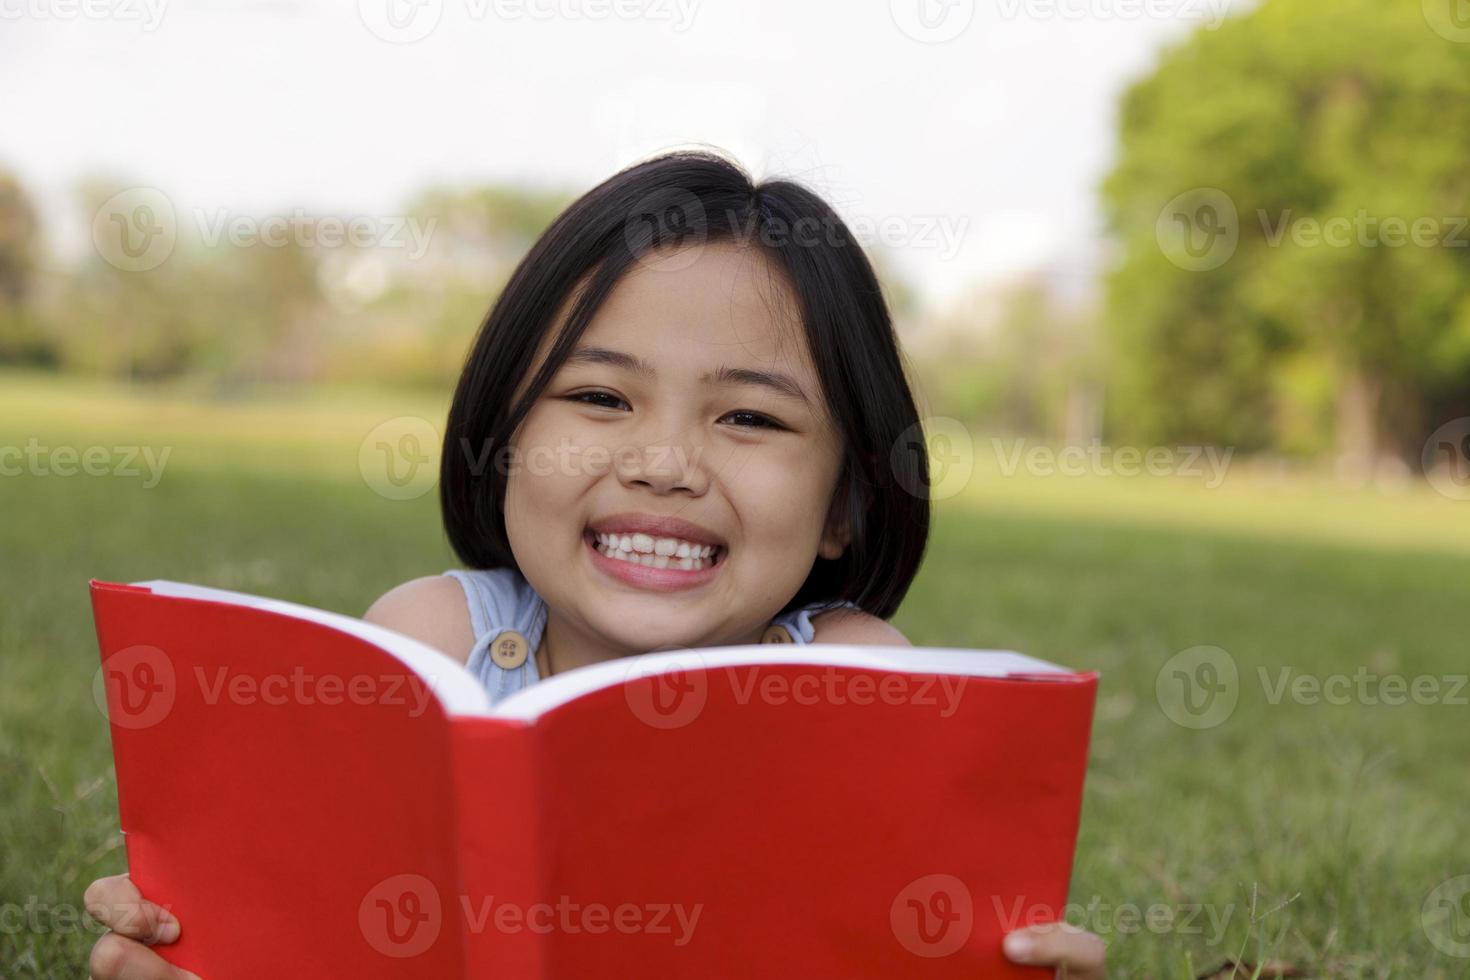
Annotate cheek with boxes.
[503,416,588,539]
[728,446,839,548]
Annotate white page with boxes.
[489,645,1071,721]
[132,580,494,717]
[132,580,1073,724]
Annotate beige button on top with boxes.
[490,630,530,669]
[761,624,794,644]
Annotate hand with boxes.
[1002,922,1107,978]
[83,873,200,980]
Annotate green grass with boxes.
[2,370,1466,977]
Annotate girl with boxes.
[82,150,1106,978]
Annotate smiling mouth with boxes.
[584,528,725,571]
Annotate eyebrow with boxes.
[564,345,812,407]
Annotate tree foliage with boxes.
[1103,0,1470,461]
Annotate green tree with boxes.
[1102,0,1470,462]
[0,170,54,366]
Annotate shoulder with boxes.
[363,574,477,665]
[809,606,911,646]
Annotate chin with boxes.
[589,606,712,655]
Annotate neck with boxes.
[538,609,769,677]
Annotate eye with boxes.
[720,410,784,431]
[565,390,628,411]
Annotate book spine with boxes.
[88,585,161,893]
[451,717,546,979]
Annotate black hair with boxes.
[440,149,929,620]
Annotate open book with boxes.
[90,578,1098,978]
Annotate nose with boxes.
[613,424,709,497]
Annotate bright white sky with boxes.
[0,0,1245,312]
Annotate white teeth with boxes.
[594,537,716,571]
[591,528,722,571]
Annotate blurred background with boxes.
[3,0,1469,977]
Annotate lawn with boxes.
[1,369,1465,978]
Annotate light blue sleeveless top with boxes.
[443,567,861,707]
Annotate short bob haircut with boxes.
[441,149,929,620]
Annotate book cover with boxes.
[90,578,1098,978]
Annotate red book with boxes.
[90,577,1098,978]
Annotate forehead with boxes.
[571,241,814,378]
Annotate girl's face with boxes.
[502,240,850,655]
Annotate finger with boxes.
[83,875,181,944]
[88,932,201,980]
[1002,922,1107,978]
